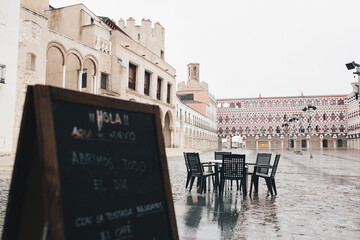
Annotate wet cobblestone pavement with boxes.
[168,149,360,239]
[0,150,359,239]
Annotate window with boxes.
[301,140,307,148]
[179,94,194,101]
[128,63,137,90]
[338,139,343,148]
[339,113,345,120]
[167,83,171,104]
[323,139,328,148]
[157,77,162,100]
[331,125,336,133]
[82,72,87,88]
[26,53,36,71]
[100,73,109,89]
[144,71,150,95]
[160,50,164,59]
[331,113,336,121]
[339,125,345,132]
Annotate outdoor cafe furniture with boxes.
[185,152,218,194]
[214,151,232,160]
[250,154,281,196]
[183,152,193,189]
[247,153,272,183]
[219,154,247,197]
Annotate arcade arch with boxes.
[82,57,97,93]
[46,45,64,87]
[65,53,81,90]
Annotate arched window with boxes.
[339,125,345,132]
[331,113,336,121]
[331,125,336,132]
[339,113,344,120]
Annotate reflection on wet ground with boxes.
[169,149,360,239]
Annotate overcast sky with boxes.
[50,0,360,99]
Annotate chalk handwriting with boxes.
[105,208,133,221]
[113,178,128,191]
[108,131,136,142]
[89,112,96,123]
[136,202,164,216]
[71,126,92,139]
[93,179,107,191]
[72,151,114,170]
[96,110,129,131]
[75,216,93,227]
[114,221,132,238]
[121,158,146,174]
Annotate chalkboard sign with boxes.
[2,85,179,240]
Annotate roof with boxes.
[98,16,130,37]
[217,94,348,102]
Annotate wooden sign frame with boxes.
[2,85,179,240]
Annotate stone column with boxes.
[93,76,97,94]
[78,70,83,92]
[62,66,66,88]
[136,65,145,94]
[170,128,174,148]
[161,78,167,103]
[320,138,323,149]
[150,73,157,99]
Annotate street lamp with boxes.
[294,114,304,155]
[289,116,299,153]
[282,121,289,150]
[345,61,360,99]
[302,105,317,158]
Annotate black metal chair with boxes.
[219,154,247,197]
[186,152,218,194]
[183,152,192,189]
[248,153,272,193]
[214,151,232,160]
[215,152,235,189]
[250,154,281,196]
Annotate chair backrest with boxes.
[271,154,281,177]
[214,151,232,160]
[255,153,272,174]
[222,154,246,179]
[186,152,203,176]
[183,152,190,173]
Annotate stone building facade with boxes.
[10,0,178,153]
[346,89,360,149]
[217,95,348,150]
[0,0,20,155]
[4,0,218,154]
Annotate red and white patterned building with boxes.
[346,90,360,149]
[217,94,349,150]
